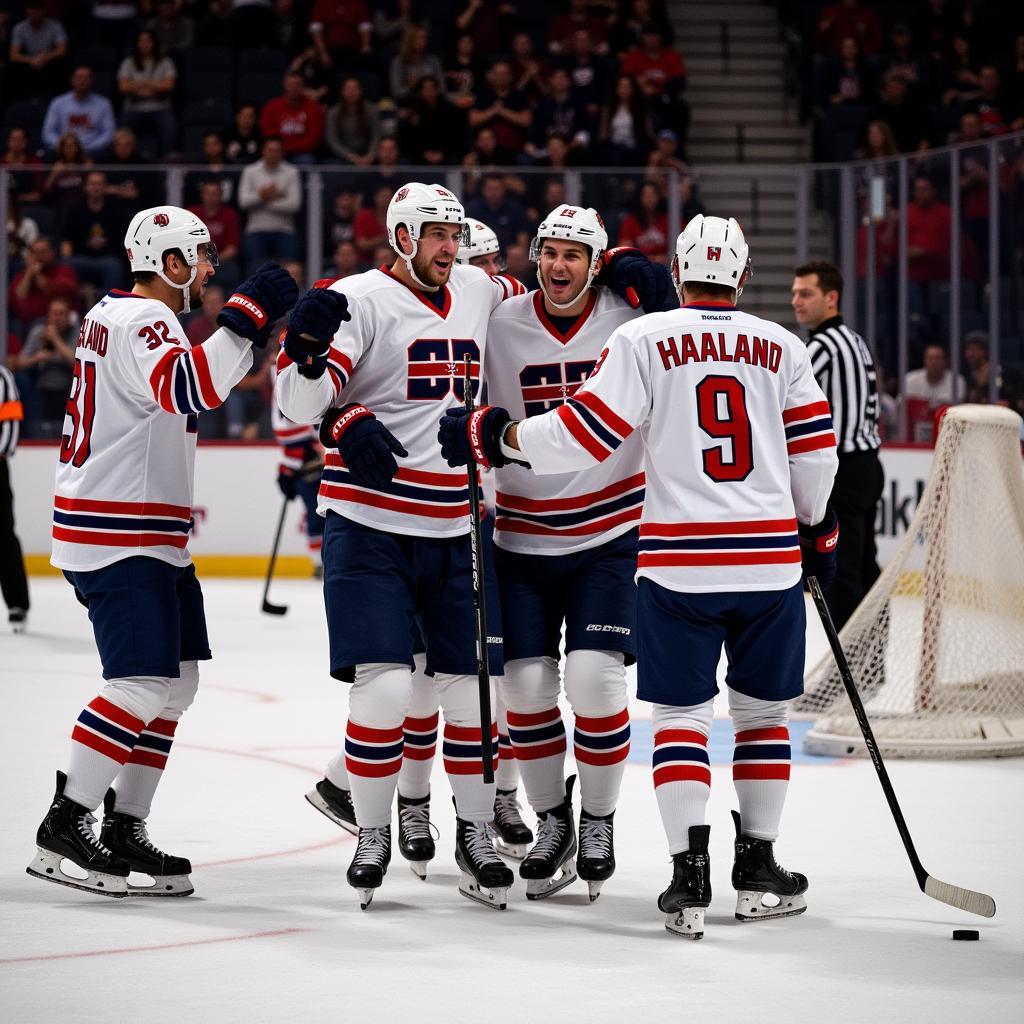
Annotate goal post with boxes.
[800,404,1024,759]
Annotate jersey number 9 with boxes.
[696,375,753,482]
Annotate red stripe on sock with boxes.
[142,717,178,737]
[510,737,567,760]
[71,725,132,764]
[345,756,402,778]
[126,749,169,770]
[574,708,630,732]
[653,764,712,787]
[404,712,439,730]
[443,723,499,742]
[733,763,791,781]
[654,728,708,748]
[735,727,789,744]
[346,721,404,744]
[444,756,499,776]
[402,746,436,761]
[574,743,630,766]
[88,696,145,734]
[505,707,561,728]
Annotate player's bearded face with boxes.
[411,224,460,287]
[539,241,590,304]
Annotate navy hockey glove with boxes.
[217,264,299,347]
[800,507,839,591]
[277,467,299,501]
[284,287,351,379]
[601,247,676,313]
[319,404,407,489]
[438,405,517,470]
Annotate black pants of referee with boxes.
[826,449,884,630]
[0,458,30,616]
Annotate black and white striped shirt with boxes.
[806,317,881,454]
[0,365,22,458]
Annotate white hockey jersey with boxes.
[516,302,839,593]
[51,289,253,571]
[487,288,644,555]
[275,264,525,538]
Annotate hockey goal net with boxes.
[800,404,1024,759]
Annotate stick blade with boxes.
[924,875,996,918]
[261,601,288,616]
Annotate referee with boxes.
[791,260,883,629]
[0,364,29,633]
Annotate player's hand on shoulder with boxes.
[438,405,514,470]
[217,263,300,347]
[284,287,351,379]
[601,246,676,313]
[799,506,839,591]
[320,403,407,489]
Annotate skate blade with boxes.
[458,871,509,911]
[493,838,529,860]
[735,890,807,922]
[126,872,194,897]
[305,788,358,836]
[26,847,128,898]
[665,906,705,939]
[408,861,429,880]
[585,879,604,902]
[524,859,577,901]
[354,886,377,910]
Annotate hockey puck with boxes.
[952,930,979,941]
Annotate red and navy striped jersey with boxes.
[516,303,839,593]
[51,289,253,571]
[485,287,644,555]
[275,263,522,538]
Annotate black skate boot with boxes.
[100,789,194,896]
[26,771,130,897]
[658,824,712,939]
[520,776,577,900]
[305,777,358,835]
[397,792,436,879]
[347,825,391,910]
[731,810,808,922]
[492,788,533,860]
[577,808,615,902]
[454,800,514,911]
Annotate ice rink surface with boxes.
[2,578,1021,1023]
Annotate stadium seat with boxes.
[237,48,288,74]
[182,97,235,129]
[183,72,235,105]
[237,70,285,109]
[182,46,234,74]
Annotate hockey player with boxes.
[469,205,675,902]
[440,215,839,936]
[28,206,299,898]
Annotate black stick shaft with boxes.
[464,357,495,783]
[807,576,928,889]
[261,495,289,612]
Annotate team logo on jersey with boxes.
[153,212,170,227]
[707,246,721,261]
[395,187,410,202]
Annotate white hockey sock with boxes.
[325,751,350,790]
[397,654,438,801]
[493,682,520,791]
[652,701,714,855]
[565,650,630,817]
[344,664,412,829]
[437,672,496,823]
[503,657,566,813]
[65,676,172,811]
[112,661,200,820]
[729,689,791,841]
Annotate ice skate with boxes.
[26,771,130,898]
[492,788,533,859]
[731,810,808,922]
[305,777,358,835]
[577,808,615,902]
[347,825,391,910]
[454,804,513,910]
[659,824,712,939]
[520,776,577,900]
[9,608,27,634]
[100,789,193,896]
[397,792,436,879]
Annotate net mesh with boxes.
[800,405,1024,759]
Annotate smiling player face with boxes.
[410,223,462,288]
[538,239,591,306]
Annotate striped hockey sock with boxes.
[344,720,404,829]
[494,688,520,790]
[110,717,178,819]
[652,727,711,855]
[443,722,498,822]
[732,726,791,841]
[397,711,438,800]
[506,706,567,814]
[66,695,146,811]
[573,708,631,816]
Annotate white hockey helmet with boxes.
[456,220,502,267]
[672,214,751,299]
[124,205,218,313]
[530,205,608,309]
[386,182,468,288]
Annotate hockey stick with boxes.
[464,357,495,784]
[807,576,995,918]
[260,495,289,616]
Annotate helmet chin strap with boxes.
[538,265,595,311]
[398,235,440,292]
[158,265,198,314]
